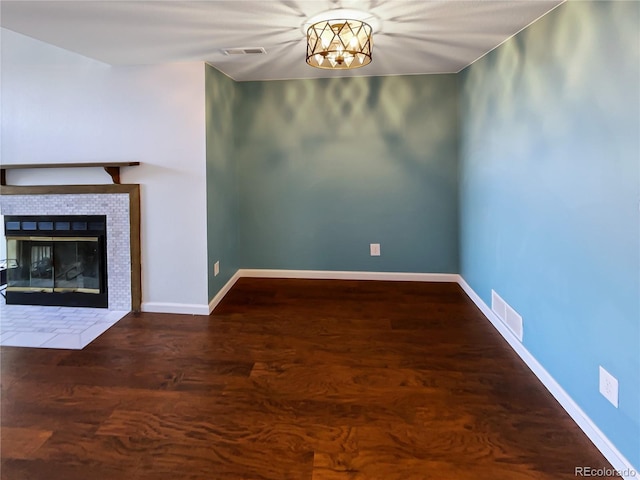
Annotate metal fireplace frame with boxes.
[4,215,108,308]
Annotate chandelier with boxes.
[306,18,373,70]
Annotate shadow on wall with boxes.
[463,1,638,159]
[238,75,455,155]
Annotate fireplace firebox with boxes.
[4,215,108,308]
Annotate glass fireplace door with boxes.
[53,238,101,293]
[7,238,54,291]
[7,237,101,294]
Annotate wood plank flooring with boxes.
[1,278,617,479]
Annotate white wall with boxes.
[1,28,209,313]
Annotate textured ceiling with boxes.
[0,0,563,81]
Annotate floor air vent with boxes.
[491,290,523,341]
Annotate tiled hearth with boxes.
[0,304,128,349]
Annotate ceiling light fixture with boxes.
[306,18,373,70]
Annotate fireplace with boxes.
[4,215,108,308]
[1,185,141,311]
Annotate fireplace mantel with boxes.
[0,162,140,186]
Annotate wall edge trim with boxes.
[457,276,637,478]
[208,270,242,314]
[237,269,459,282]
[141,302,210,316]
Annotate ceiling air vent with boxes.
[222,47,266,56]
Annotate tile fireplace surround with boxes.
[0,184,141,349]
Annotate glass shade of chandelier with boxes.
[306,19,373,70]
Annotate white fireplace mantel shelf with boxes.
[0,162,140,186]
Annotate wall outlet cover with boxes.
[599,366,619,408]
[370,243,381,256]
[214,261,220,276]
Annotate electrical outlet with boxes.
[599,366,618,407]
[214,261,220,277]
[370,243,380,256]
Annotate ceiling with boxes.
[0,0,563,82]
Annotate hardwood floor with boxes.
[1,278,617,479]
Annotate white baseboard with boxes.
[140,301,210,315]
[457,277,637,479]
[238,269,460,283]
[208,270,241,314]
[141,272,242,316]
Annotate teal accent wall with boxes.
[234,75,459,273]
[459,1,639,468]
[206,64,239,299]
